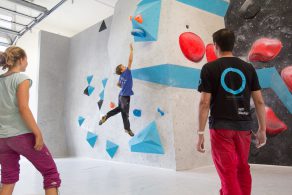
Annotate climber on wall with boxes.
[196,29,267,195]
[99,43,135,137]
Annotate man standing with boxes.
[197,29,266,195]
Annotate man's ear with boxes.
[214,43,220,55]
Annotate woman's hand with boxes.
[34,134,44,151]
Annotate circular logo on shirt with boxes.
[220,68,246,95]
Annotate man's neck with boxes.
[219,51,233,58]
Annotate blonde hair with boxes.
[0,46,26,70]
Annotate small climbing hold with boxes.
[97,99,103,110]
[133,109,142,117]
[157,108,165,116]
[131,29,146,38]
[134,14,143,24]
[78,116,85,126]
[110,102,116,109]
[87,75,93,85]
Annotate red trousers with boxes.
[210,129,252,195]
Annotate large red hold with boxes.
[281,66,292,92]
[179,32,205,63]
[265,106,287,136]
[248,38,282,62]
[206,44,218,62]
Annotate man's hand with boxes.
[255,130,266,148]
[196,135,205,153]
[130,43,133,51]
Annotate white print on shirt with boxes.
[238,107,249,115]
[120,77,127,86]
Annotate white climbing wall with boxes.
[38,0,227,170]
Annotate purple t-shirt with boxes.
[119,68,134,96]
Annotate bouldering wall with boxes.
[40,0,292,170]
[108,0,228,170]
[38,0,228,170]
[225,0,292,165]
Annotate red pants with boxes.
[210,129,252,195]
[0,133,61,189]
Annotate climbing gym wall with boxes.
[98,0,177,169]
[38,0,230,170]
[225,0,292,165]
[40,0,292,170]
[64,10,177,169]
[64,17,116,160]
[167,0,228,170]
[107,0,228,170]
[38,31,70,157]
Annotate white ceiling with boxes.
[35,0,117,37]
[0,0,118,40]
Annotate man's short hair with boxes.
[115,64,123,75]
[213,28,235,52]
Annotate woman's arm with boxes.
[17,80,44,151]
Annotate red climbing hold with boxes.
[265,107,287,136]
[109,102,116,109]
[179,32,205,63]
[135,14,143,24]
[281,66,292,92]
[206,44,218,62]
[248,38,282,62]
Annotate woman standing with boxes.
[0,46,61,195]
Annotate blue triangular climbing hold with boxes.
[102,78,108,88]
[87,86,95,96]
[99,90,105,100]
[129,121,164,154]
[87,75,93,85]
[78,116,85,126]
[106,140,119,158]
[86,132,98,148]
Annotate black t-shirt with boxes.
[198,57,261,131]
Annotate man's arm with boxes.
[127,43,133,70]
[199,92,211,132]
[197,92,211,153]
[251,90,266,148]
